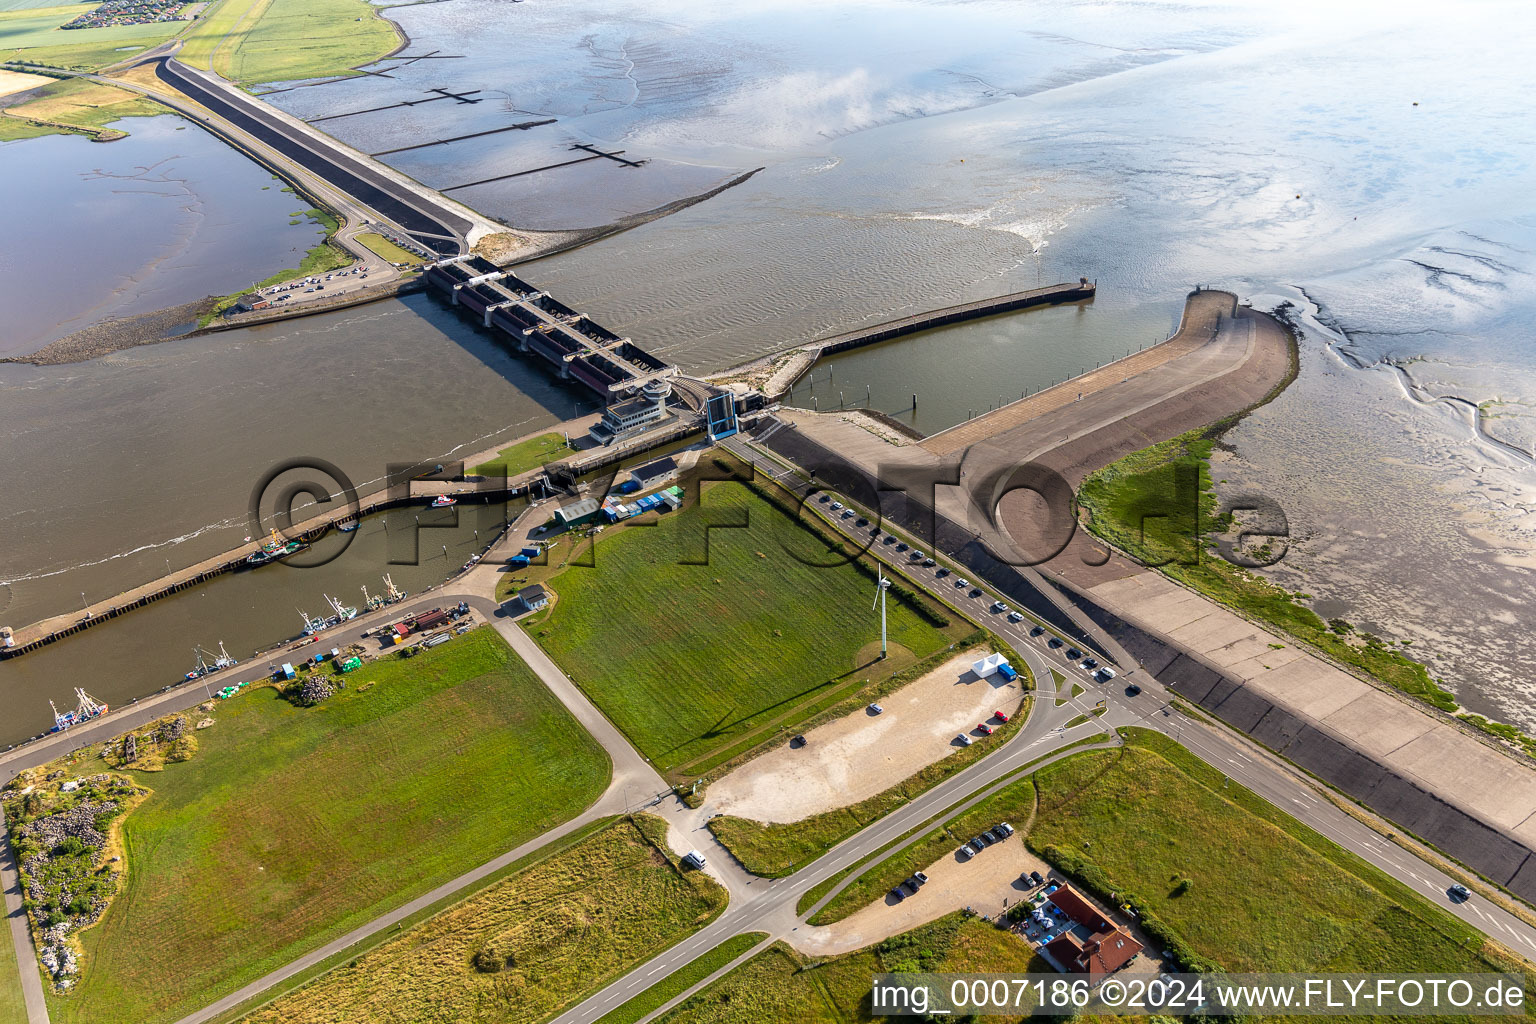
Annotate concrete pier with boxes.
[724,279,1096,400]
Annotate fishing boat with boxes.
[212,641,239,671]
[50,689,108,732]
[323,593,359,626]
[246,529,307,567]
[431,495,458,508]
[184,646,212,681]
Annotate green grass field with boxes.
[0,4,182,68]
[707,690,1030,877]
[1078,429,1459,713]
[49,628,610,1024]
[244,816,727,1024]
[1029,730,1532,980]
[596,933,767,1024]
[471,431,570,477]
[657,915,1040,1024]
[0,918,26,1024]
[189,0,398,86]
[533,480,962,775]
[354,230,424,267]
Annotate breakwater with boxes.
[720,279,1097,400]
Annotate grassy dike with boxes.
[178,0,400,87]
[242,816,729,1024]
[44,629,610,1024]
[1029,729,1536,983]
[1078,427,1459,710]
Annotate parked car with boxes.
[890,886,906,902]
[956,733,973,746]
[790,734,807,748]
[902,878,919,894]
[960,844,976,857]
[998,822,1015,837]
[1030,870,1045,886]
[977,723,995,736]
[914,870,929,885]
[868,703,884,714]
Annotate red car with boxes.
[976,723,995,736]
[994,710,1011,723]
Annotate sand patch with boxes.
[706,651,1022,823]
[0,69,54,99]
[794,833,1047,956]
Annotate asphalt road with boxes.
[153,59,470,254]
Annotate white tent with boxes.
[972,652,1009,677]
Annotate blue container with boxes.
[521,546,541,558]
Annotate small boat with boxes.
[338,521,359,533]
[247,529,307,566]
[431,495,458,508]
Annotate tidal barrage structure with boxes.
[423,256,677,402]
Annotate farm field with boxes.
[531,478,966,776]
[657,915,1039,1024]
[46,628,610,1024]
[243,816,728,1024]
[179,0,399,86]
[1028,729,1532,979]
[0,4,181,68]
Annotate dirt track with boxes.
[706,652,1022,823]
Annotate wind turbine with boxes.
[872,568,891,660]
